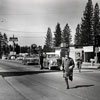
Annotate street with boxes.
[0,60,100,100]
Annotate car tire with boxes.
[59,65,63,71]
[40,65,42,69]
[48,64,51,70]
[22,61,25,65]
[25,61,28,65]
[43,62,45,69]
[40,65,43,70]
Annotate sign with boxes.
[60,43,69,48]
[95,47,99,53]
[9,37,18,41]
[9,52,16,55]
[83,46,93,52]
[31,44,37,48]
[61,47,70,57]
[35,47,40,51]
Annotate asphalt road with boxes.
[0,60,100,100]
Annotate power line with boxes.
[0,14,34,15]
[18,36,45,38]
[0,28,46,33]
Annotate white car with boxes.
[16,55,24,61]
[22,54,40,65]
[43,53,62,70]
[2,55,7,60]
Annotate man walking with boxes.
[62,51,75,89]
[39,52,44,70]
[76,53,82,72]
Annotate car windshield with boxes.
[17,55,23,57]
[47,54,59,58]
[25,54,39,58]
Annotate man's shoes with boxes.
[69,75,73,81]
[66,87,69,89]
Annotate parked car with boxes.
[8,55,16,60]
[16,55,24,61]
[43,53,62,70]
[22,54,40,65]
[2,55,7,60]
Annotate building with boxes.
[54,45,100,63]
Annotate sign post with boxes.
[9,35,18,55]
[95,47,99,64]
[60,42,69,58]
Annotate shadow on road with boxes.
[70,84,94,89]
[82,70,95,72]
[0,70,59,77]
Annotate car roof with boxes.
[46,52,55,55]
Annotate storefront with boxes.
[83,46,95,62]
[70,47,83,63]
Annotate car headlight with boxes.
[50,60,57,65]
[50,60,53,64]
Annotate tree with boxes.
[21,46,29,53]
[54,23,62,47]
[43,27,53,52]
[2,33,8,55]
[0,32,2,50]
[74,24,82,46]
[43,45,51,52]
[9,45,13,51]
[14,44,20,54]
[30,44,37,54]
[93,3,100,46]
[0,33,9,56]
[45,27,52,48]
[81,0,93,46]
[62,23,72,47]
[0,33,3,57]
[3,33,8,42]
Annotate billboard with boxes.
[83,46,93,52]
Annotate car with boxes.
[2,55,7,60]
[43,53,62,70]
[22,54,40,65]
[16,55,24,61]
[8,55,16,60]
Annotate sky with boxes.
[0,0,100,47]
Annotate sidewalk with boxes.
[82,62,100,69]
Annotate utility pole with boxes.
[9,35,18,55]
[94,34,100,64]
